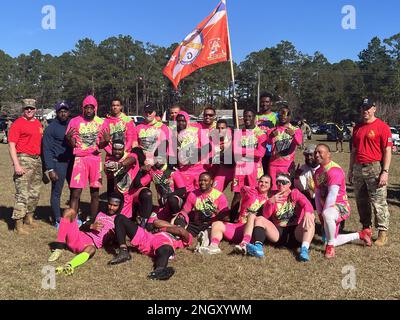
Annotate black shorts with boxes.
[275,225,301,248]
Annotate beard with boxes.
[84,114,95,121]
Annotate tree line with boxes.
[0,33,399,124]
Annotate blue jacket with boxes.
[42,118,73,171]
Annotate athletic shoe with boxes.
[233,242,247,255]
[324,245,335,259]
[108,248,131,265]
[195,230,209,252]
[198,245,221,255]
[246,243,265,258]
[54,221,60,230]
[148,267,175,281]
[298,246,310,262]
[56,264,74,276]
[358,228,372,247]
[48,249,63,262]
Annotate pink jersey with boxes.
[84,212,116,249]
[233,126,266,178]
[131,227,192,257]
[268,124,302,166]
[314,161,349,209]
[103,113,137,156]
[136,120,169,158]
[183,188,229,222]
[238,186,269,223]
[263,189,313,227]
[66,115,104,157]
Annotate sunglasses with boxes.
[25,107,36,111]
[112,143,125,149]
[276,180,290,186]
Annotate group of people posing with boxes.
[7,94,392,280]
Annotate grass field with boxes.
[0,136,399,300]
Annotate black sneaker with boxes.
[147,267,175,280]
[108,248,131,265]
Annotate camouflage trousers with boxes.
[353,162,390,231]
[12,154,43,220]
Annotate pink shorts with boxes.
[63,219,94,253]
[212,165,235,192]
[223,222,245,244]
[179,165,205,192]
[232,162,261,193]
[131,228,174,257]
[70,155,102,189]
[120,187,148,219]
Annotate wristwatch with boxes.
[381,169,389,174]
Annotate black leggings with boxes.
[115,214,138,245]
[154,245,174,270]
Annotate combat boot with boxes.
[15,219,29,235]
[24,213,39,228]
[375,230,388,247]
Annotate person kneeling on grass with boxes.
[47,192,123,275]
[314,144,371,258]
[246,173,315,262]
[108,214,192,281]
[198,175,271,255]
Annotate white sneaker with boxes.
[198,245,221,255]
[195,230,210,252]
[233,243,247,255]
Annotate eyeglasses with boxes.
[276,180,290,186]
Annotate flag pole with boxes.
[225,0,239,129]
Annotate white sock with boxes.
[333,233,360,247]
[301,242,310,249]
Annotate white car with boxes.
[390,127,400,147]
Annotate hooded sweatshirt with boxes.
[66,95,104,157]
[175,111,210,169]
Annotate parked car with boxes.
[311,124,319,134]
[129,115,145,126]
[326,123,351,141]
[391,127,400,145]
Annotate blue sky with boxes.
[0,0,398,62]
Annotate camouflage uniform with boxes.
[12,154,43,220]
[353,162,390,231]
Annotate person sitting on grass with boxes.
[108,214,192,281]
[198,175,271,255]
[47,192,124,275]
[246,173,315,262]
[172,172,230,242]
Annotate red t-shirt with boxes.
[8,117,43,155]
[353,118,392,164]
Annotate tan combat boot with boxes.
[375,230,388,247]
[15,219,29,235]
[24,213,39,228]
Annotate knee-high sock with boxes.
[69,252,90,269]
[57,218,72,243]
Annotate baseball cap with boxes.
[55,101,70,112]
[23,98,36,109]
[303,144,316,155]
[143,103,156,114]
[360,98,375,110]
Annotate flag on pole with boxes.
[163,0,230,90]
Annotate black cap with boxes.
[143,102,156,114]
[360,98,375,110]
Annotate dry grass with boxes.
[0,137,399,300]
